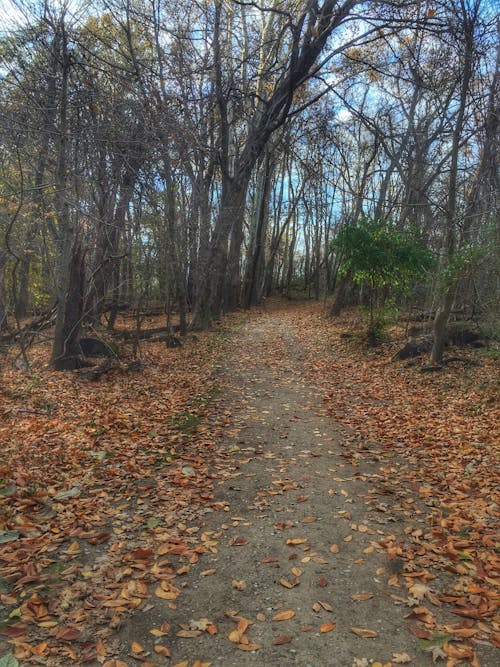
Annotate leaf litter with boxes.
[0,303,498,666]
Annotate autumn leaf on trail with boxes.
[176,629,202,638]
[392,653,412,664]
[232,579,246,590]
[351,593,374,601]
[229,536,249,546]
[351,627,378,638]
[320,621,336,633]
[236,643,262,651]
[55,626,82,641]
[329,543,339,554]
[154,645,171,657]
[286,538,307,546]
[273,634,293,644]
[272,610,296,621]
[131,641,145,654]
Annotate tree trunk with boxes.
[51,240,86,369]
[191,178,248,329]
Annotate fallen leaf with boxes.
[176,629,202,638]
[131,641,145,654]
[320,621,336,633]
[351,627,378,638]
[236,643,262,651]
[272,610,296,621]
[273,634,293,645]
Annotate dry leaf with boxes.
[351,627,378,638]
[272,610,295,621]
[131,641,145,654]
[273,634,293,645]
[236,643,262,651]
[320,621,336,633]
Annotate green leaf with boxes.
[89,450,108,461]
[419,632,453,651]
[181,466,195,476]
[146,518,162,529]
[8,608,21,619]
[54,487,80,500]
[0,531,20,544]
[0,652,19,667]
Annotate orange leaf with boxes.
[329,544,339,554]
[176,629,202,638]
[56,626,82,641]
[273,634,293,645]
[351,627,378,638]
[272,610,295,621]
[131,642,144,654]
[236,643,262,651]
[351,593,374,601]
[320,621,336,633]
[154,645,171,657]
[236,618,251,634]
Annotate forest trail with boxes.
[96,305,494,667]
[1,303,497,667]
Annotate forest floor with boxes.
[0,301,498,667]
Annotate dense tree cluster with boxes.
[0,0,498,367]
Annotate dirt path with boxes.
[95,307,466,667]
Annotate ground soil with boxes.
[83,305,497,667]
[2,303,497,667]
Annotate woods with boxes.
[0,0,497,368]
[0,3,499,664]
